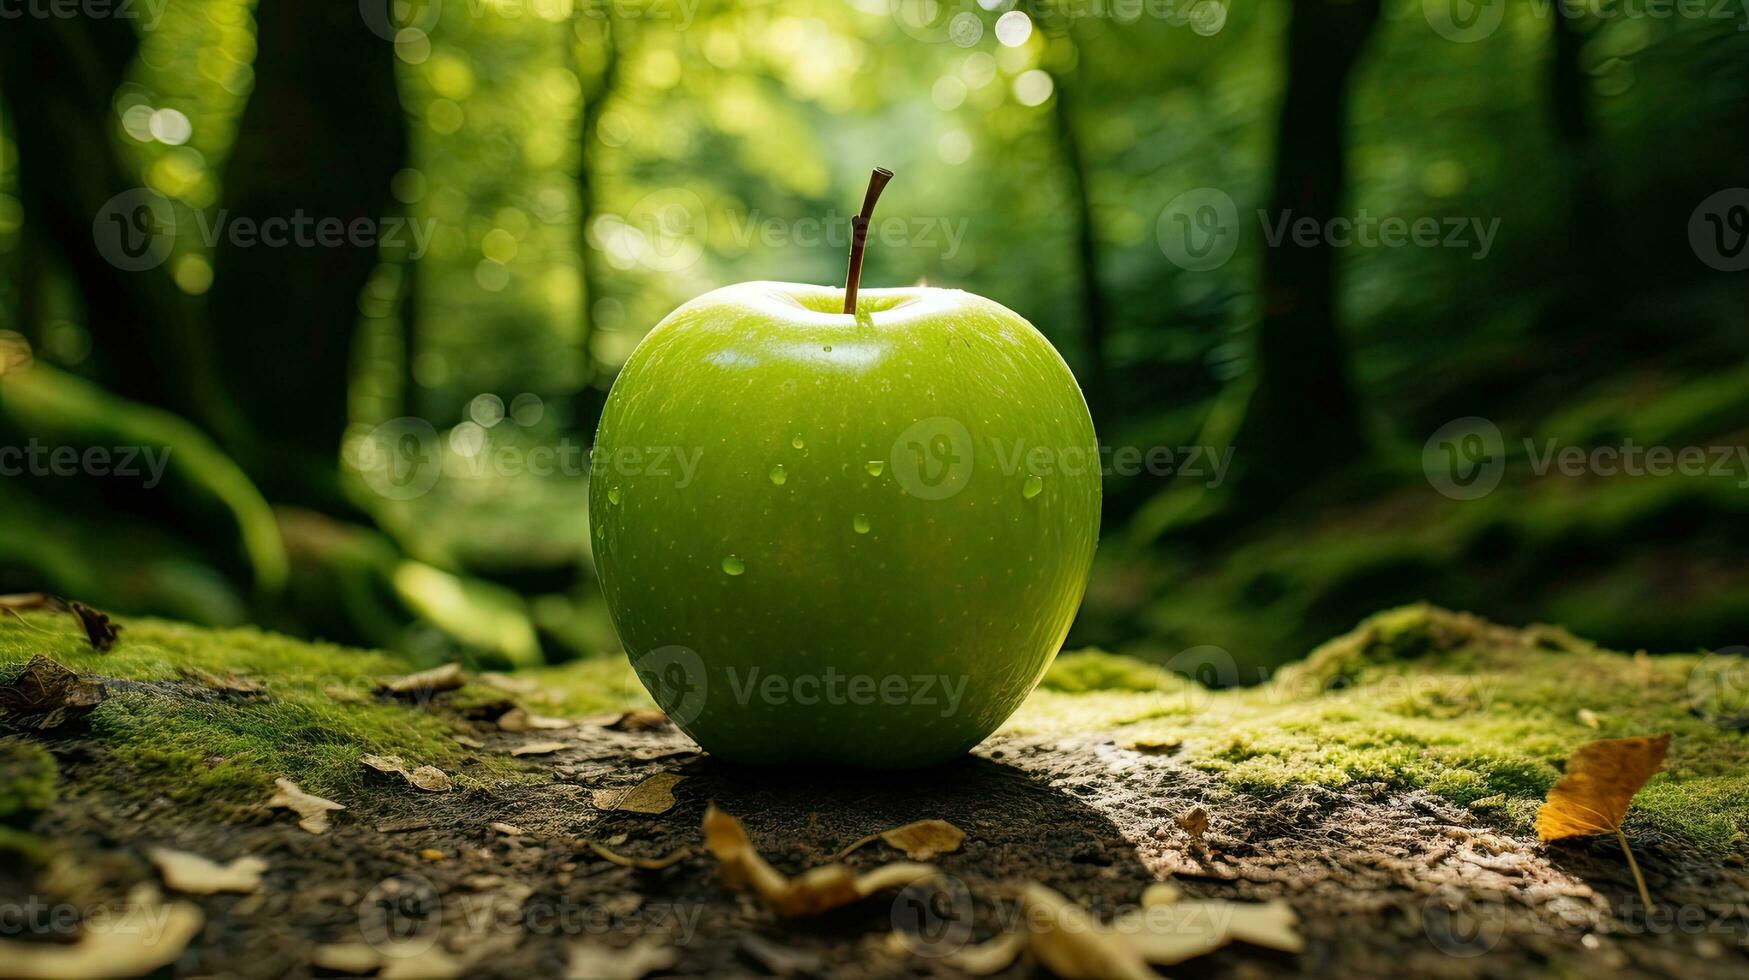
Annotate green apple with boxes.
[589,280,1100,767]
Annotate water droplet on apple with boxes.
[865,460,885,477]
[607,486,622,505]
[822,345,833,352]
[721,556,746,576]
[768,464,787,486]
[1023,474,1044,499]
[852,514,871,534]
[791,435,805,449]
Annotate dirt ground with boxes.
[12,691,1749,979]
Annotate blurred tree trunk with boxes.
[0,18,211,421]
[1230,0,1380,498]
[1050,65,1110,427]
[206,1,407,515]
[1549,4,1611,281]
[571,15,624,433]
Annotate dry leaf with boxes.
[0,654,104,731]
[360,755,452,792]
[943,931,1028,975]
[148,847,267,895]
[511,740,569,757]
[378,945,468,979]
[702,805,937,917]
[490,822,523,836]
[738,934,824,976]
[565,937,676,980]
[0,594,121,651]
[604,709,670,732]
[452,734,485,748]
[379,662,464,697]
[312,942,382,973]
[836,819,966,861]
[1536,734,1671,841]
[0,889,202,978]
[1536,733,1671,908]
[496,707,573,732]
[1114,899,1304,964]
[592,772,683,814]
[269,777,344,833]
[1577,708,1603,730]
[479,672,539,694]
[1176,806,1209,842]
[587,839,690,870]
[1018,882,1154,980]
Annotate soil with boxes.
[12,682,1749,979]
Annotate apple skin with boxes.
[589,281,1099,767]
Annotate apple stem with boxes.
[843,167,894,315]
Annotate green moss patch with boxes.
[1012,604,1749,852]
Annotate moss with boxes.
[0,613,538,809]
[0,737,58,822]
[1013,605,1749,852]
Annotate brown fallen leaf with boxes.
[1176,806,1209,843]
[586,839,690,870]
[592,772,683,814]
[148,847,268,895]
[835,819,966,861]
[360,754,453,792]
[0,887,202,978]
[269,777,344,833]
[496,707,573,732]
[565,937,676,980]
[0,594,121,651]
[1536,733,1671,908]
[702,805,938,917]
[379,662,465,697]
[0,654,105,731]
[604,709,671,732]
[511,740,570,757]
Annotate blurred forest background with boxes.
[1,0,1747,677]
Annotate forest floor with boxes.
[2,605,1748,978]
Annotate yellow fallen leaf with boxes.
[592,772,683,814]
[147,847,267,895]
[1113,899,1304,964]
[511,740,569,756]
[497,707,573,732]
[269,777,344,834]
[943,931,1027,975]
[0,889,203,979]
[565,936,676,980]
[361,755,452,792]
[587,839,690,870]
[1536,733,1671,907]
[1176,807,1209,842]
[379,662,464,696]
[1017,882,1154,980]
[702,805,937,917]
[835,819,966,860]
